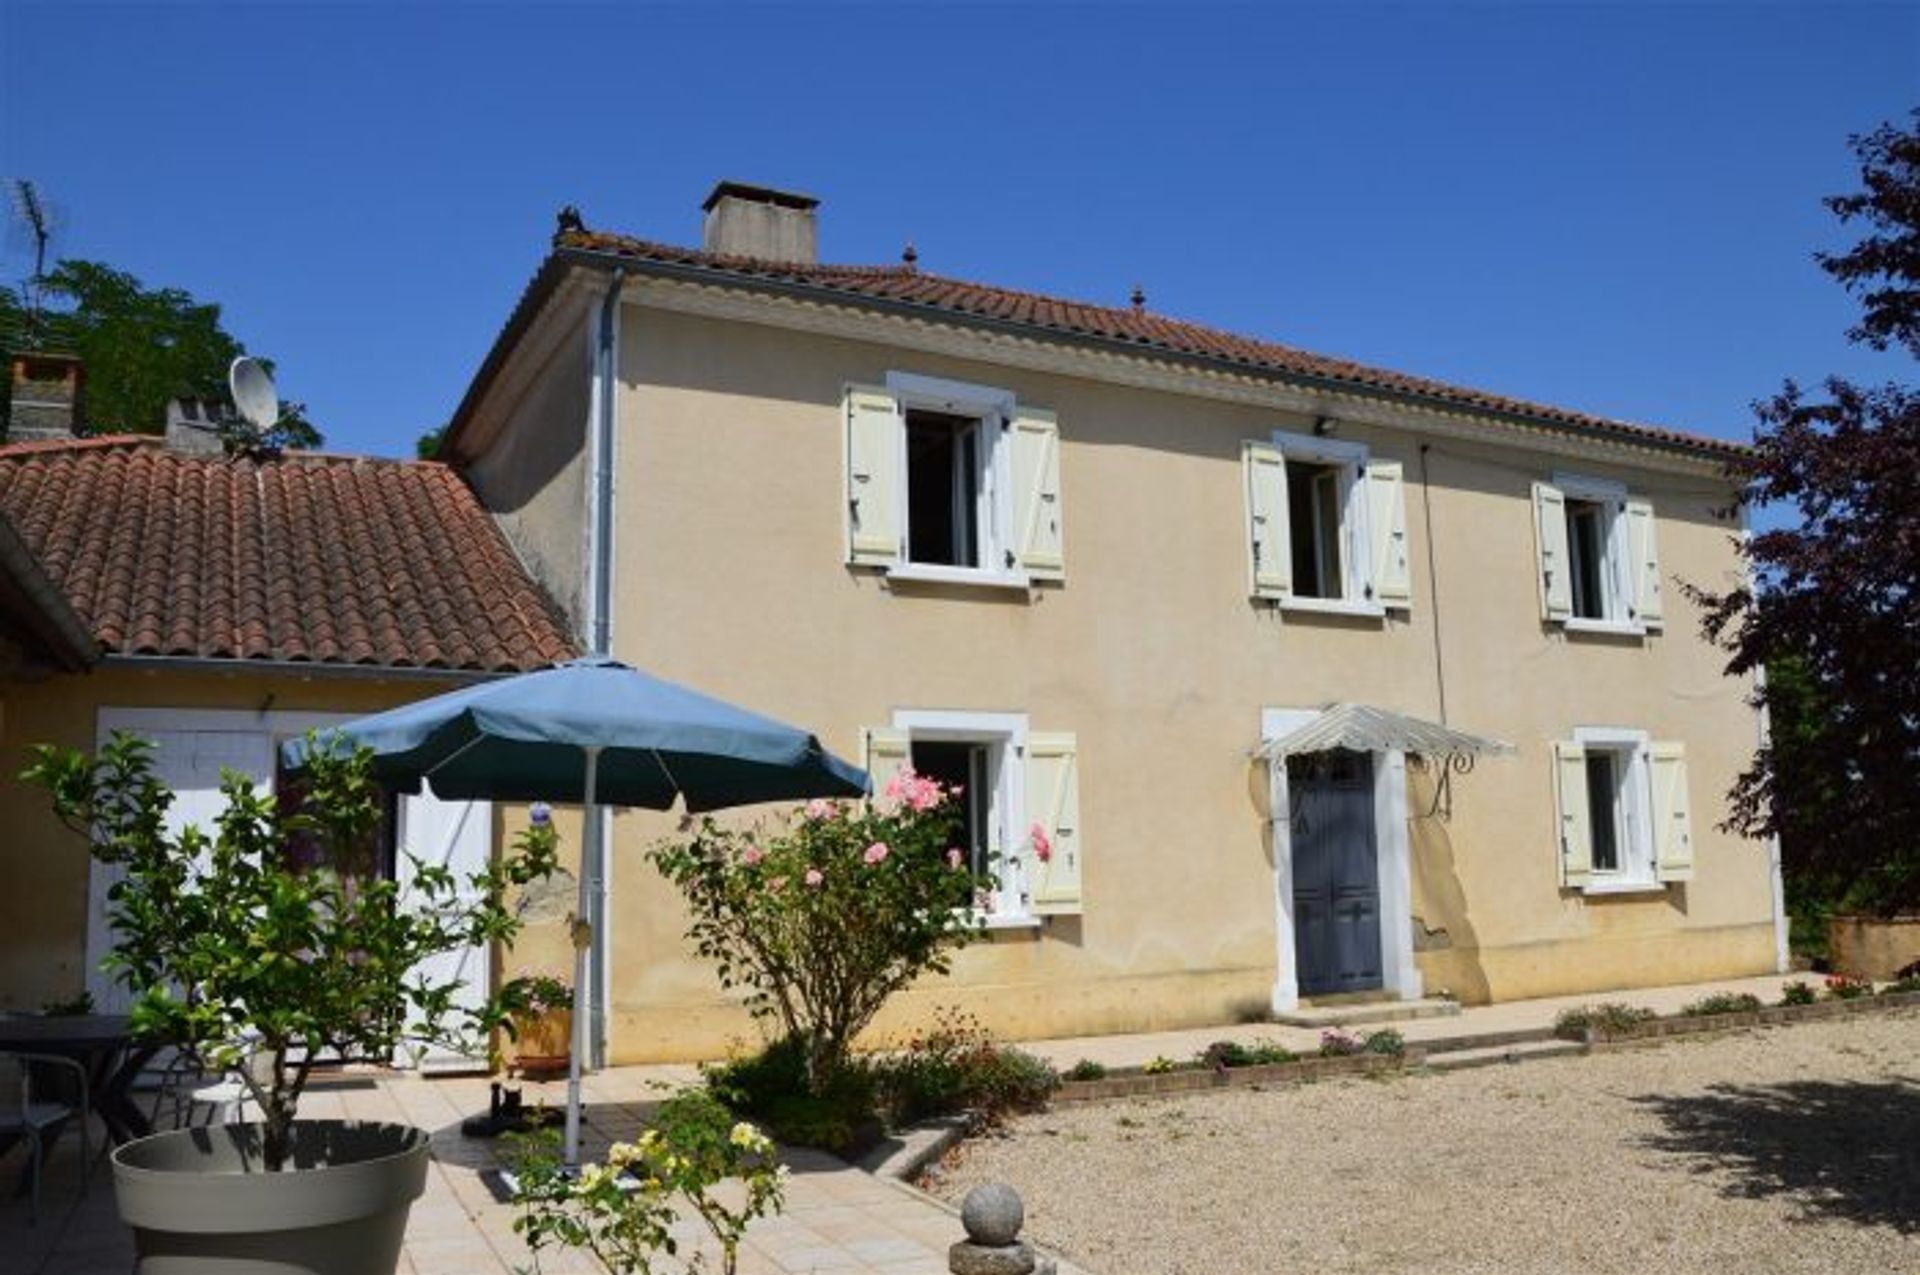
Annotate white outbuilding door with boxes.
[85,708,493,1070]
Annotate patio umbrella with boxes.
[281,655,867,1166]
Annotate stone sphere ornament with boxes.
[961,1183,1025,1247]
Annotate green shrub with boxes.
[870,1010,1058,1124]
[1198,1040,1253,1069]
[1879,974,1920,995]
[706,1036,879,1154]
[1318,1029,1363,1057]
[1245,1039,1299,1065]
[1779,981,1818,1005]
[1142,1055,1178,1074]
[1825,974,1874,1000]
[1554,1002,1657,1041]
[1679,992,1764,1017]
[1064,1059,1108,1082]
[1362,1028,1406,1056]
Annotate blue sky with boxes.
[1,2,1913,460]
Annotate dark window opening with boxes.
[1287,461,1345,599]
[1567,500,1609,620]
[275,742,396,881]
[911,739,992,879]
[1585,751,1620,872]
[906,409,981,567]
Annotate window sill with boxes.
[1563,617,1646,637]
[1581,880,1666,896]
[977,913,1043,931]
[1281,596,1386,619]
[886,563,1031,591]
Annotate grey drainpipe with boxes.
[587,267,625,1070]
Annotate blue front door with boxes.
[1290,750,1383,996]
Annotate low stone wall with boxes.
[1053,1049,1413,1104]
[1582,987,1920,1050]
[1829,915,1920,981]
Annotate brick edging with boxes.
[1581,987,1920,1048]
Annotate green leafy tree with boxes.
[652,771,986,1089]
[25,732,557,1169]
[416,425,447,460]
[1,259,322,448]
[1686,111,1920,915]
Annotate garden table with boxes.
[0,1013,156,1145]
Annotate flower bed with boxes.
[1572,986,1920,1049]
[1053,1039,1415,1104]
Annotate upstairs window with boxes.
[1533,475,1665,632]
[1243,429,1412,614]
[905,410,985,568]
[842,374,1065,585]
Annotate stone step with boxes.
[1271,996,1463,1029]
[1423,1039,1586,1072]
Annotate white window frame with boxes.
[891,708,1036,926]
[885,371,1027,590]
[1271,430,1381,617]
[1571,725,1659,893]
[1554,472,1638,633]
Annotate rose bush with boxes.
[652,766,986,1089]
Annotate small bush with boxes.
[1879,974,1920,996]
[1779,981,1818,1006]
[1554,1002,1657,1041]
[1245,1039,1299,1066]
[1142,1055,1178,1074]
[871,1009,1058,1124]
[1825,974,1873,1000]
[1198,1040,1253,1070]
[706,1037,879,1154]
[1679,992,1763,1017]
[1064,1059,1107,1082]
[1318,1029,1363,1057]
[1362,1028,1406,1056]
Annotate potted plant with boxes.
[27,731,558,1275]
[500,971,573,1078]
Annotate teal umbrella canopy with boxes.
[280,656,867,812]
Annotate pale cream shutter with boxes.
[1026,732,1083,915]
[1625,498,1664,631]
[1009,405,1065,580]
[1651,741,1695,882]
[844,384,904,567]
[1244,441,1292,600]
[1364,460,1412,607]
[861,727,911,803]
[1533,481,1573,623]
[1553,741,1594,887]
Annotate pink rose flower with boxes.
[767,875,788,891]
[863,841,890,865]
[946,847,965,870]
[803,798,834,821]
[742,845,765,866]
[1031,822,1053,863]
[804,868,824,887]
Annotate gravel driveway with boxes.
[931,1012,1920,1275]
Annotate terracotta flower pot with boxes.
[111,1120,428,1274]
[510,1007,573,1078]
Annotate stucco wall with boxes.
[489,298,1776,1062]
[0,667,496,1011]
[465,324,591,639]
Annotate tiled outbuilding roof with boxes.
[0,436,577,672]
[533,229,1747,462]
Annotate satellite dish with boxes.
[229,357,280,431]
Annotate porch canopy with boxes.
[1255,702,1514,761]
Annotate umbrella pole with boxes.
[563,745,602,1170]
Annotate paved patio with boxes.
[4,971,1812,1273]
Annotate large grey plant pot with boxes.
[110,1120,430,1275]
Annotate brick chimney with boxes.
[701,181,819,264]
[6,351,85,441]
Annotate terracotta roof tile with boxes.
[0,437,577,673]
[546,230,1747,461]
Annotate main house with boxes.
[439,183,1784,1062]
[0,184,1784,1064]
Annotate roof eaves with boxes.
[544,243,1748,466]
[0,507,99,671]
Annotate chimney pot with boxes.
[701,180,819,264]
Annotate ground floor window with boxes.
[1556,727,1664,891]
[884,711,1029,920]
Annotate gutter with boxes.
[585,266,625,1070]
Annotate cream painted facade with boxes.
[455,273,1782,1065]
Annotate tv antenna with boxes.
[5,178,65,343]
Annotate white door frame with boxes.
[1262,708,1422,1012]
